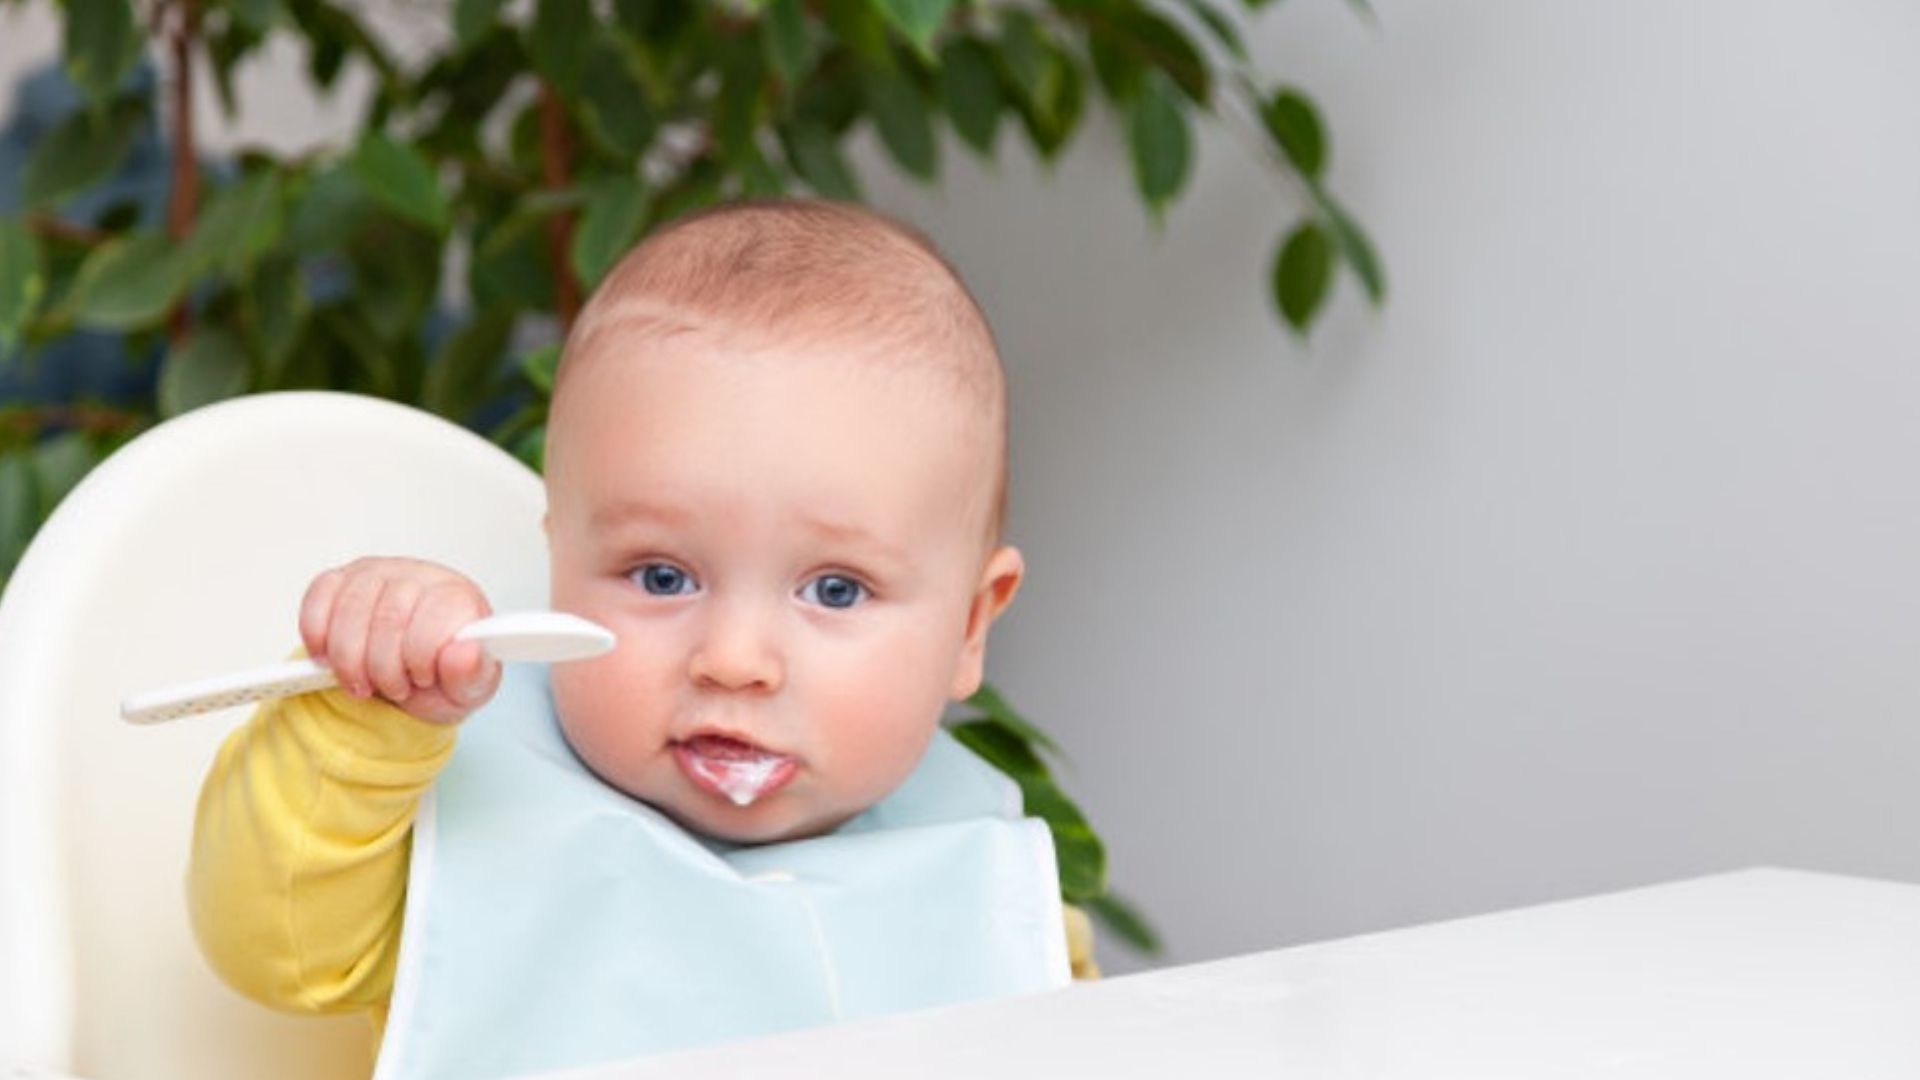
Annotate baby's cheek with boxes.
[818,670,943,804]
[553,667,653,784]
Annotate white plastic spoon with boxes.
[120,611,615,724]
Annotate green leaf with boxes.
[614,0,695,46]
[1017,51,1083,161]
[0,451,39,578]
[1081,6,1209,105]
[518,187,591,217]
[22,100,141,210]
[349,133,450,233]
[1261,88,1325,180]
[1324,198,1386,304]
[423,308,517,420]
[63,0,141,105]
[1127,71,1191,215]
[579,38,659,160]
[570,176,649,289]
[348,222,442,342]
[1087,891,1163,954]
[938,39,1002,156]
[950,712,1104,900]
[1272,220,1333,333]
[947,719,1051,781]
[1087,30,1143,102]
[963,682,1062,758]
[415,29,526,157]
[1002,19,1081,161]
[715,36,766,169]
[521,343,561,396]
[286,0,397,87]
[0,219,45,350]
[455,0,504,50]
[285,164,373,252]
[159,327,252,418]
[761,0,815,86]
[782,116,861,201]
[1179,0,1246,62]
[91,198,141,233]
[736,144,786,197]
[230,0,289,35]
[820,0,890,67]
[313,304,402,397]
[186,171,286,279]
[470,213,554,310]
[997,10,1051,108]
[206,20,265,119]
[31,432,99,521]
[1019,774,1107,900]
[64,231,188,330]
[244,253,306,370]
[487,401,544,453]
[864,68,937,181]
[528,0,592,96]
[512,423,547,472]
[874,0,952,57]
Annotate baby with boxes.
[189,199,1088,1077]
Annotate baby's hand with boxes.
[299,557,502,725]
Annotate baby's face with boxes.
[543,329,1018,843]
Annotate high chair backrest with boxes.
[0,392,550,1079]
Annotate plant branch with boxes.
[164,0,201,344]
[537,84,581,331]
[1219,73,1318,211]
[0,403,148,439]
[26,216,108,246]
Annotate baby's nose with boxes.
[688,600,785,693]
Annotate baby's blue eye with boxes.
[632,563,695,595]
[802,574,866,610]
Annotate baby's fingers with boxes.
[436,640,501,711]
[299,568,348,661]
[403,583,490,693]
[365,578,426,703]
[324,571,390,697]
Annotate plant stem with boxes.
[538,84,581,331]
[164,0,201,344]
[0,403,148,439]
[26,216,107,246]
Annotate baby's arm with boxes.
[187,558,500,1013]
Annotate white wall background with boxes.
[8,0,1920,977]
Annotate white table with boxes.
[549,868,1920,1079]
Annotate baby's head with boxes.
[542,199,1023,844]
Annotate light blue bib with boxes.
[371,666,1069,1080]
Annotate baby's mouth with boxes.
[671,734,798,807]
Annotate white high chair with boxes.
[0,392,550,1079]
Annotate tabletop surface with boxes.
[544,868,1920,1080]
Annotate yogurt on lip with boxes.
[672,734,798,807]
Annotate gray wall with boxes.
[868,0,1920,972]
[7,0,1919,977]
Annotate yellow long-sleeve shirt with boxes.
[188,688,453,1040]
[188,686,1098,1052]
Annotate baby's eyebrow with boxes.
[591,501,910,568]
[795,514,910,568]
[591,499,693,532]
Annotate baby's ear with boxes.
[949,546,1025,700]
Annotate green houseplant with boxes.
[0,0,1384,956]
